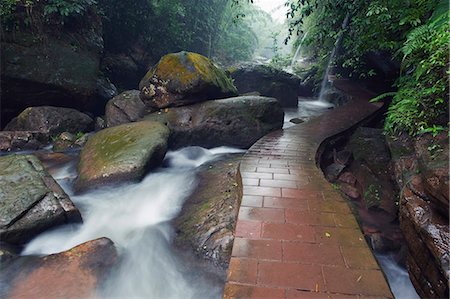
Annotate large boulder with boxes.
[75,121,170,192]
[2,238,117,299]
[5,106,94,136]
[144,96,284,149]
[105,90,152,127]
[174,155,242,268]
[229,64,312,107]
[139,51,237,109]
[0,155,82,245]
[1,8,105,126]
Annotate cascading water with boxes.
[377,255,420,299]
[19,146,244,299]
[318,14,350,103]
[290,31,309,69]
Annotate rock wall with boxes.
[388,133,449,298]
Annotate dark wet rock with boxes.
[324,163,346,182]
[174,155,242,268]
[105,90,151,127]
[0,155,81,245]
[321,86,350,106]
[290,118,304,124]
[139,51,237,109]
[144,96,284,149]
[95,116,107,131]
[339,183,360,199]
[102,53,142,90]
[34,152,76,175]
[1,13,104,123]
[96,76,118,103]
[0,243,19,263]
[335,150,352,165]
[75,121,169,192]
[399,188,449,299]
[230,64,312,107]
[415,134,449,217]
[348,127,397,216]
[388,133,449,298]
[337,172,357,186]
[5,106,94,136]
[0,131,49,152]
[2,238,117,299]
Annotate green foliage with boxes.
[385,2,449,136]
[0,0,96,29]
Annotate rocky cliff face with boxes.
[1,7,111,127]
[388,133,449,299]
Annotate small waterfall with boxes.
[318,14,350,102]
[290,32,309,68]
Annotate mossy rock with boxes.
[0,154,81,245]
[139,51,237,109]
[75,121,170,192]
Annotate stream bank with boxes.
[318,83,448,299]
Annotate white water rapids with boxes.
[22,146,244,299]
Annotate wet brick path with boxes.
[223,83,394,299]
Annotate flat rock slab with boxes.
[224,82,393,298]
[2,238,117,299]
[0,154,81,245]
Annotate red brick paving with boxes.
[223,83,393,299]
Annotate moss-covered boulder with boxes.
[144,96,284,149]
[139,51,237,109]
[5,106,94,136]
[75,121,170,192]
[0,155,82,245]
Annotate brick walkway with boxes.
[223,83,394,299]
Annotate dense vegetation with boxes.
[0,0,261,65]
[285,0,449,136]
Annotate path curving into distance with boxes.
[223,81,394,299]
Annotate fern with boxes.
[370,92,397,103]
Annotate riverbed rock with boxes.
[144,96,284,149]
[348,127,397,216]
[105,90,151,127]
[139,51,237,109]
[1,8,104,126]
[2,238,117,299]
[0,155,82,245]
[5,106,94,136]
[0,131,49,152]
[75,121,170,192]
[229,64,312,107]
[174,155,242,268]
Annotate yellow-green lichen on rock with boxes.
[139,51,237,109]
[75,121,170,192]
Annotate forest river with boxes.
[2,98,418,299]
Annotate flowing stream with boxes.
[21,146,244,299]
